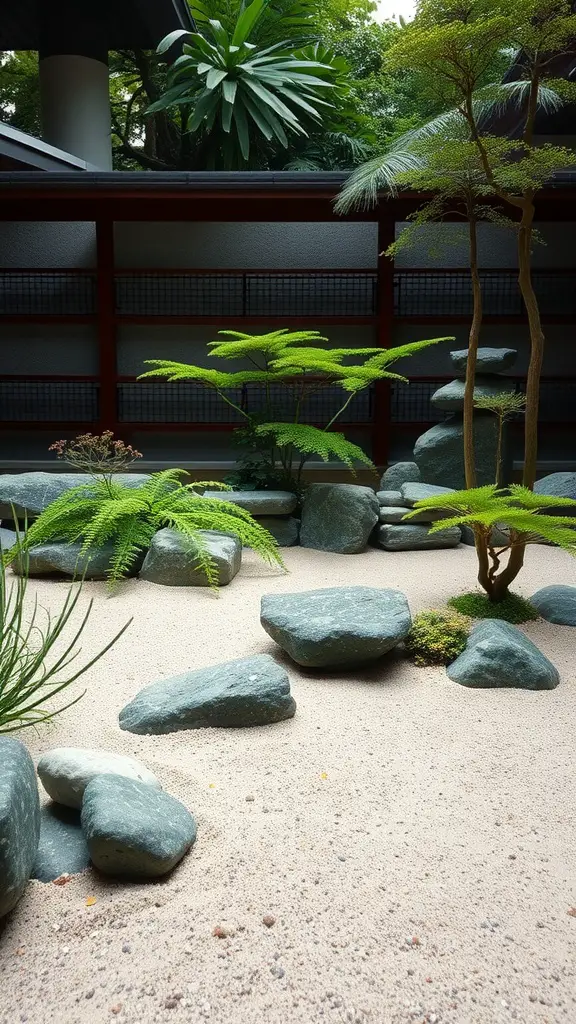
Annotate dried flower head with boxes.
[49,433,143,476]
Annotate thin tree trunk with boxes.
[490,542,526,602]
[517,201,544,489]
[464,207,481,490]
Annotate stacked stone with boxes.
[413,347,518,489]
[373,480,462,551]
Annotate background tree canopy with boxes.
[0,0,455,171]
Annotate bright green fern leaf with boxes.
[255,423,374,472]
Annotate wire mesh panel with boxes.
[537,379,575,421]
[394,270,576,317]
[118,383,244,423]
[391,380,447,423]
[245,273,378,317]
[115,274,245,317]
[244,382,373,423]
[0,381,98,421]
[0,272,96,315]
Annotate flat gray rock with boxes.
[378,506,411,524]
[12,540,143,580]
[0,527,16,550]
[375,491,406,507]
[431,376,517,412]
[447,620,559,690]
[119,654,296,735]
[139,528,241,586]
[300,484,379,553]
[401,482,456,507]
[202,490,297,515]
[534,472,576,515]
[450,347,517,374]
[0,472,150,518]
[414,414,509,489]
[0,738,40,918]
[260,586,411,668]
[253,516,300,547]
[530,585,576,626]
[37,748,161,809]
[375,524,461,551]
[379,462,420,490]
[31,805,90,882]
[82,775,197,879]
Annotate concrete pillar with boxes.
[39,54,112,170]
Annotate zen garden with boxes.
[1,2,576,1024]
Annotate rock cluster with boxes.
[413,347,517,488]
[373,483,461,551]
[203,490,301,548]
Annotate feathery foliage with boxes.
[0,542,131,732]
[141,328,450,488]
[7,471,284,592]
[405,609,470,667]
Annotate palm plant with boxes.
[140,328,451,489]
[0,544,130,732]
[149,0,340,167]
[7,471,283,591]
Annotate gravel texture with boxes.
[1,545,576,1024]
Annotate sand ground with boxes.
[1,544,575,1024]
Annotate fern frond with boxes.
[209,329,328,359]
[158,514,220,591]
[508,485,576,510]
[139,363,280,387]
[108,518,156,589]
[255,423,373,472]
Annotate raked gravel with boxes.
[1,544,576,1024]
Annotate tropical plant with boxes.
[149,0,340,168]
[404,609,469,667]
[0,543,130,732]
[404,485,576,603]
[7,471,284,591]
[140,328,451,489]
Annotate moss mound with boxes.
[448,592,539,624]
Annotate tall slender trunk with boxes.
[517,200,544,489]
[463,207,481,490]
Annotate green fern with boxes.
[255,423,374,472]
[7,471,284,592]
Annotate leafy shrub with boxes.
[449,592,539,624]
[0,550,130,732]
[7,470,284,591]
[405,609,470,667]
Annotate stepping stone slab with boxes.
[431,375,517,412]
[300,484,379,553]
[202,490,297,515]
[31,805,91,882]
[0,738,40,918]
[12,540,144,580]
[0,472,150,518]
[534,472,576,515]
[449,347,518,374]
[530,585,576,626]
[254,516,300,547]
[375,491,406,507]
[260,586,411,668]
[81,775,197,879]
[37,748,161,809]
[379,462,420,491]
[447,619,560,690]
[118,654,296,735]
[375,524,461,551]
[139,528,241,586]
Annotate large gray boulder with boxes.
[447,619,560,690]
[414,414,509,489]
[0,472,150,519]
[119,654,296,735]
[139,528,241,587]
[534,472,576,516]
[260,586,411,668]
[37,747,161,809]
[254,516,300,547]
[81,775,197,879]
[31,805,91,883]
[530,585,576,626]
[375,524,461,551]
[449,347,517,374]
[202,490,297,515]
[12,540,143,580]
[300,484,379,554]
[431,375,516,412]
[379,462,420,491]
[0,738,40,918]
